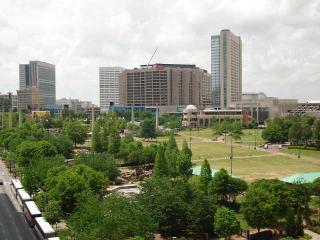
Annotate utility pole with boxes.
[91,104,95,133]
[18,110,22,128]
[131,106,134,124]
[155,106,159,129]
[8,92,12,128]
[230,133,233,175]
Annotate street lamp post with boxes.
[230,133,233,175]
[254,128,257,150]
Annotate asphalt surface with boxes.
[0,159,37,240]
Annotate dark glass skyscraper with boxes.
[18,61,56,109]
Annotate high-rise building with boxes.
[99,67,124,112]
[119,64,212,109]
[18,61,56,110]
[211,29,242,109]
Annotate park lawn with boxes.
[179,128,217,140]
[226,129,266,146]
[189,142,269,160]
[199,155,320,181]
[280,148,320,160]
[142,134,269,160]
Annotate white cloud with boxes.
[0,0,319,103]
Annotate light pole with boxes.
[230,133,233,175]
[254,128,257,150]
[189,127,192,149]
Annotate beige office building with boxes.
[119,64,212,108]
[211,29,242,109]
[17,87,40,111]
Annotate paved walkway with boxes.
[305,229,320,240]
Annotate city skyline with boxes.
[0,0,319,104]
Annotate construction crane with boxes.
[147,46,159,67]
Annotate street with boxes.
[0,158,37,240]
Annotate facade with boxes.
[234,92,298,123]
[17,87,40,111]
[211,29,242,109]
[289,102,320,118]
[119,64,212,109]
[182,105,247,127]
[18,61,56,110]
[99,67,124,113]
[56,98,96,113]
[0,93,17,110]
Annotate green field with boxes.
[153,134,269,160]
[198,155,320,181]
[280,148,320,160]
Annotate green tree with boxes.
[288,121,303,145]
[181,139,192,160]
[139,178,191,237]
[153,144,169,177]
[108,127,121,156]
[45,164,106,214]
[44,200,63,227]
[141,118,156,140]
[177,153,193,179]
[92,122,103,152]
[48,135,73,158]
[208,168,247,202]
[198,159,212,193]
[313,119,320,148]
[214,207,240,240]
[75,152,119,181]
[62,121,87,147]
[188,190,216,234]
[241,179,287,232]
[286,207,296,237]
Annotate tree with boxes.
[141,118,156,140]
[288,122,302,145]
[75,152,119,181]
[208,168,247,202]
[241,179,286,232]
[181,139,192,160]
[214,207,240,240]
[313,119,320,148]
[177,153,193,179]
[198,159,212,193]
[67,191,106,240]
[92,122,104,152]
[62,121,87,147]
[15,140,57,167]
[45,164,106,214]
[139,178,191,237]
[44,200,63,227]
[188,190,216,234]
[108,127,121,156]
[286,207,296,237]
[49,135,73,158]
[153,144,169,177]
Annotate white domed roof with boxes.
[185,105,198,110]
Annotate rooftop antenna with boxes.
[147,46,159,67]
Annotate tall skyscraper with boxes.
[18,61,56,110]
[99,67,124,112]
[211,29,242,109]
[119,64,212,108]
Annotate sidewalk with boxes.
[305,229,320,240]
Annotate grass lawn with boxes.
[197,155,320,181]
[179,128,217,140]
[189,142,268,160]
[143,134,269,160]
[225,129,265,146]
[280,148,320,160]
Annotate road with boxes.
[0,158,37,240]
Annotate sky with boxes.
[0,0,319,104]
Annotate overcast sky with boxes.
[0,0,319,104]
